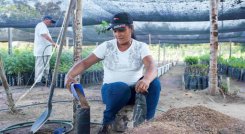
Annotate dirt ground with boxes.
[1,63,245,133]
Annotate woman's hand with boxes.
[135,78,150,94]
[65,75,76,93]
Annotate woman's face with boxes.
[113,26,132,45]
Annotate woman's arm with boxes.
[65,53,101,90]
[135,55,157,93]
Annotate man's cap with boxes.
[43,15,56,24]
[107,12,133,30]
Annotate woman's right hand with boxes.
[65,75,77,93]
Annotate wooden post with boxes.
[163,43,166,64]
[182,75,185,90]
[226,77,230,93]
[158,40,160,66]
[0,57,16,113]
[72,0,83,132]
[8,28,13,55]
[148,34,151,45]
[209,0,219,95]
[66,37,70,49]
[229,40,232,58]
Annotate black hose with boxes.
[0,100,72,112]
[42,45,52,66]
[0,120,102,133]
[0,120,73,133]
[0,97,102,112]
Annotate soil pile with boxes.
[127,105,245,134]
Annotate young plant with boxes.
[184,56,198,66]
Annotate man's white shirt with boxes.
[34,22,52,56]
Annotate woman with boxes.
[65,12,161,134]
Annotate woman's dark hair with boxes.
[128,24,136,39]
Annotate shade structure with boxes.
[1,0,245,44]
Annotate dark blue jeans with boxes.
[101,78,161,125]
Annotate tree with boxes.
[209,0,219,95]
[35,1,65,19]
[0,56,17,113]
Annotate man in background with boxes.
[34,15,56,86]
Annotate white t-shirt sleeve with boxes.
[92,42,107,59]
[141,43,151,59]
[38,24,48,35]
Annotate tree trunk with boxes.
[0,57,17,113]
[72,0,83,132]
[8,28,13,55]
[73,0,83,66]
[209,0,219,95]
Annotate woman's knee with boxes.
[149,78,161,92]
[101,82,131,103]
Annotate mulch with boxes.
[127,105,245,134]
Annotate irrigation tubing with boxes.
[0,120,102,133]
[0,100,165,113]
[0,100,72,112]
[0,120,73,133]
[0,97,102,112]
[42,45,52,66]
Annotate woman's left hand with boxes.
[135,78,150,94]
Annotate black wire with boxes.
[0,100,72,112]
[0,97,102,112]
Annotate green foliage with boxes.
[217,56,228,65]
[199,54,209,65]
[34,1,65,18]
[185,64,209,76]
[0,1,40,20]
[220,81,228,94]
[50,50,73,73]
[217,56,245,68]
[95,21,110,35]
[184,56,198,65]
[227,57,245,68]
[3,49,34,75]
[81,46,96,58]
[1,45,100,75]
[50,46,102,73]
[87,62,103,72]
[240,43,245,52]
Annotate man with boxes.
[34,16,56,86]
[65,12,161,133]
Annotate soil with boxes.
[1,63,245,133]
[127,106,245,134]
